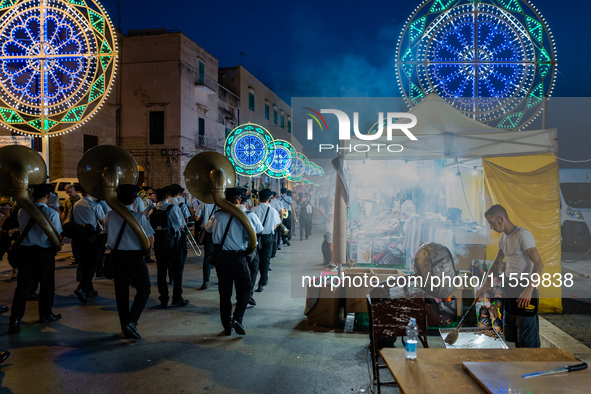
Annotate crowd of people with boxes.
[0,182,334,340]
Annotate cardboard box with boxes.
[305,278,345,328]
[343,268,404,313]
[454,232,487,270]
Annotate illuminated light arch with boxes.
[0,0,118,137]
[224,123,275,177]
[287,152,308,182]
[396,0,556,130]
[265,139,296,179]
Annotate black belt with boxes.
[22,245,53,252]
[260,233,274,236]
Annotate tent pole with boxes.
[542,95,548,129]
[334,145,347,276]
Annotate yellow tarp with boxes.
[483,154,562,313]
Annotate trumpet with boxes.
[282,209,289,219]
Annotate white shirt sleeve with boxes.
[519,229,536,250]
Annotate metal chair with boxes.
[366,292,429,394]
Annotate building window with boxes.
[265,104,269,120]
[273,109,277,124]
[83,134,98,153]
[149,111,165,145]
[281,114,284,128]
[288,119,291,134]
[198,117,205,146]
[249,93,255,111]
[198,61,205,85]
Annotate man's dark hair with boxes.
[32,187,51,199]
[155,188,169,201]
[485,204,508,219]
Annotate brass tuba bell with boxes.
[0,145,62,251]
[184,151,257,254]
[77,145,151,256]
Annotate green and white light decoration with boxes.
[287,152,308,183]
[396,0,556,130]
[224,123,275,177]
[264,139,296,179]
[0,0,118,137]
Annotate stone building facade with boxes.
[119,30,238,189]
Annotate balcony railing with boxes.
[195,76,217,95]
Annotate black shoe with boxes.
[268,266,272,271]
[0,305,8,313]
[223,327,232,336]
[171,299,190,307]
[277,246,281,250]
[145,258,156,264]
[0,351,9,364]
[39,313,62,323]
[300,237,304,241]
[122,322,141,340]
[27,292,39,301]
[256,285,264,292]
[230,319,246,335]
[200,281,208,290]
[285,240,290,246]
[305,236,309,240]
[8,320,20,334]
[158,296,169,308]
[74,289,87,303]
[248,296,256,306]
[95,272,105,278]
[86,290,99,298]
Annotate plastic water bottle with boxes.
[405,317,419,360]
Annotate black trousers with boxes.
[202,232,214,282]
[10,246,56,321]
[77,240,101,294]
[179,230,188,264]
[282,212,292,242]
[217,252,251,328]
[300,214,312,238]
[112,250,151,327]
[155,239,184,302]
[272,230,279,256]
[256,234,274,287]
[248,250,259,294]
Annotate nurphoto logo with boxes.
[304,108,418,153]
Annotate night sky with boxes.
[102,0,591,166]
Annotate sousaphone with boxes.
[77,145,151,255]
[185,152,257,254]
[0,145,62,251]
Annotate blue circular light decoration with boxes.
[265,139,296,179]
[224,123,275,177]
[396,0,556,130]
[287,153,308,182]
[0,0,118,136]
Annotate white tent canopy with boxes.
[342,93,558,160]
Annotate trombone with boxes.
[185,226,201,256]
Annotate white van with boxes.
[49,178,80,207]
[560,169,591,250]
